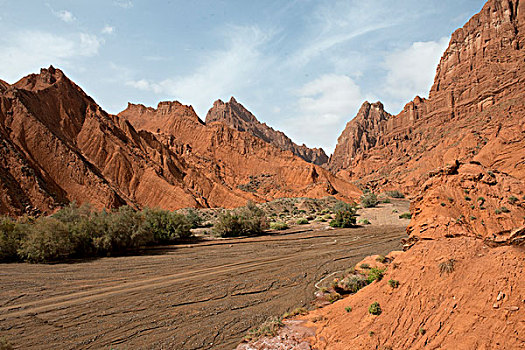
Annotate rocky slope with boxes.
[206,97,328,165]
[119,101,356,207]
[0,67,359,216]
[239,1,525,349]
[329,0,525,195]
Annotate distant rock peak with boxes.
[206,97,328,165]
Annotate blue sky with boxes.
[0,0,486,153]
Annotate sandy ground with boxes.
[0,200,409,349]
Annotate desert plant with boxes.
[282,307,308,318]
[419,328,426,335]
[399,212,412,219]
[376,255,387,263]
[345,306,352,312]
[439,259,455,275]
[368,302,382,315]
[382,198,391,204]
[269,222,288,230]
[440,202,446,207]
[213,201,268,237]
[342,275,368,293]
[296,218,309,225]
[327,292,341,303]
[388,279,399,288]
[139,208,192,243]
[185,208,203,228]
[508,196,518,204]
[18,217,75,262]
[487,170,495,177]
[500,206,510,213]
[0,217,23,262]
[366,267,385,283]
[361,193,378,208]
[329,209,357,228]
[359,219,371,225]
[244,317,283,341]
[464,196,471,201]
[360,263,370,269]
[386,190,405,198]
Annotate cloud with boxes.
[0,31,103,82]
[126,25,273,116]
[382,37,449,109]
[114,0,133,9]
[53,10,76,23]
[101,25,115,34]
[277,74,368,153]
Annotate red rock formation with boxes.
[0,67,360,216]
[239,1,525,349]
[206,97,328,165]
[330,0,525,194]
[119,101,359,208]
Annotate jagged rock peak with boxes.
[206,97,329,165]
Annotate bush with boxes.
[213,201,268,237]
[388,279,399,288]
[359,219,371,225]
[296,218,309,225]
[366,267,385,283]
[361,193,378,208]
[508,196,518,204]
[270,222,288,230]
[139,208,192,243]
[342,275,368,293]
[345,306,352,313]
[0,337,13,350]
[386,190,405,198]
[439,259,455,275]
[399,212,412,219]
[329,206,357,228]
[18,217,75,262]
[0,217,23,262]
[376,255,387,263]
[244,317,283,341]
[185,208,203,228]
[369,302,382,315]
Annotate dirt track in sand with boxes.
[0,202,409,350]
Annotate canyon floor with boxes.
[0,201,408,350]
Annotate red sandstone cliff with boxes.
[239,1,525,349]
[330,0,525,195]
[206,97,329,165]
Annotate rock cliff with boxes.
[206,97,328,165]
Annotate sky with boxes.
[0,0,486,154]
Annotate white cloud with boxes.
[126,25,273,116]
[53,10,76,23]
[101,25,115,34]
[114,0,133,9]
[0,31,103,82]
[382,37,449,109]
[277,74,368,153]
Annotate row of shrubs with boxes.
[0,204,200,263]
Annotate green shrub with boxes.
[386,190,405,198]
[0,217,23,262]
[376,255,387,263]
[500,206,510,213]
[345,306,352,313]
[140,208,192,243]
[464,196,471,201]
[440,202,446,207]
[296,218,309,225]
[185,208,203,228]
[487,170,495,177]
[282,307,308,318]
[342,275,368,293]
[368,302,382,315]
[270,222,289,230]
[213,201,268,237]
[508,196,518,204]
[477,196,485,204]
[358,219,371,225]
[382,198,391,204]
[388,279,399,288]
[361,193,378,208]
[399,212,412,219]
[18,217,75,263]
[331,201,356,215]
[366,267,385,283]
[360,263,370,269]
[329,209,357,228]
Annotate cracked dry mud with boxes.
[0,202,408,350]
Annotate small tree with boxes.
[361,193,378,208]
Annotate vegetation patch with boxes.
[296,218,309,225]
[361,192,379,208]
[399,212,412,219]
[386,190,405,198]
[388,279,399,288]
[244,317,283,341]
[213,201,268,237]
[269,222,288,230]
[366,267,385,283]
[368,302,382,315]
[439,259,456,275]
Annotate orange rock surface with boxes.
[0,67,359,216]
